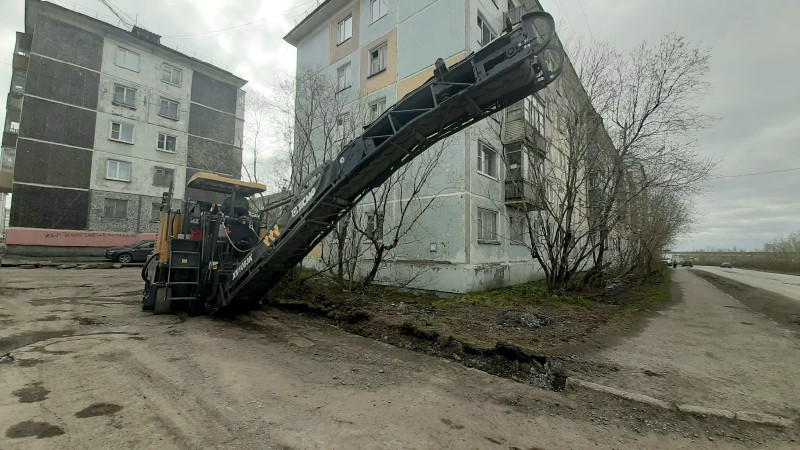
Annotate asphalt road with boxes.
[693,266,800,302]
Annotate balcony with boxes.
[503,6,528,26]
[2,131,18,148]
[505,178,544,211]
[10,71,26,96]
[12,32,31,71]
[6,93,22,110]
[502,97,547,152]
[502,118,546,151]
[0,147,13,194]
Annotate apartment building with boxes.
[2,0,246,255]
[284,0,608,292]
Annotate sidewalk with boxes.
[581,269,800,419]
[0,255,143,268]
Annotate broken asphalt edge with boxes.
[567,377,794,428]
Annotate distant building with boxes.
[284,0,614,292]
[2,0,247,255]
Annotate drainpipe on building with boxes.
[136,194,143,233]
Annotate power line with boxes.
[165,18,269,39]
[575,0,594,41]
[712,167,800,179]
[164,0,320,39]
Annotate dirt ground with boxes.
[264,271,676,388]
[0,268,797,449]
[581,268,800,418]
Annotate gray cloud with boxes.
[541,0,800,250]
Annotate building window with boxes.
[153,167,174,187]
[159,98,179,120]
[337,63,351,92]
[105,159,131,182]
[103,198,128,219]
[161,64,182,86]
[337,15,353,44]
[157,133,177,152]
[369,43,387,76]
[370,0,387,22]
[510,214,525,244]
[477,141,498,178]
[366,211,384,240]
[477,208,498,242]
[151,202,162,222]
[114,47,140,72]
[110,122,134,144]
[335,113,349,146]
[505,142,522,180]
[528,96,545,134]
[112,84,136,108]
[477,15,496,46]
[368,97,386,121]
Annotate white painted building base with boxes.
[305,258,545,294]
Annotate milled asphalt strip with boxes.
[567,378,794,428]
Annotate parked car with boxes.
[720,262,732,268]
[104,240,155,263]
[681,260,693,267]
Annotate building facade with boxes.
[284,0,609,292]
[2,0,246,255]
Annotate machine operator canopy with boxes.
[187,172,266,198]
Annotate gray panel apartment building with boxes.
[284,0,611,292]
[2,0,246,251]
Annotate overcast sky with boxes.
[1,0,798,251]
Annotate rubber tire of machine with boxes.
[153,286,171,315]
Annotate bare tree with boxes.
[484,33,715,291]
[351,138,451,286]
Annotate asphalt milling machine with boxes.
[142,11,565,315]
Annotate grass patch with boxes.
[420,281,594,309]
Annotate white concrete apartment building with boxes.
[284,0,587,292]
[3,0,247,255]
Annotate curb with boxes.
[568,377,794,428]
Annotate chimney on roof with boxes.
[131,26,161,45]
